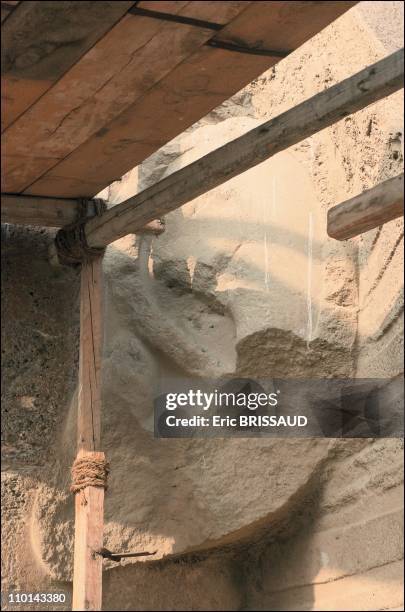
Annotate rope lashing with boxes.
[71,453,110,494]
[55,198,106,266]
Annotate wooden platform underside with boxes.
[2,1,356,201]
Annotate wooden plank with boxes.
[1,193,79,226]
[81,49,404,248]
[2,154,60,192]
[22,46,272,197]
[72,256,104,611]
[208,1,356,52]
[72,451,105,612]
[2,1,249,193]
[327,174,404,240]
[19,1,357,198]
[137,0,249,24]
[1,1,19,24]
[1,1,135,130]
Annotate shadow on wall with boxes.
[240,440,404,611]
[100,463,327,612]
[0,221,339,611]
[1,150,403,610]
[0,216,398,598]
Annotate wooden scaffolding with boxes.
[1,2,404,610]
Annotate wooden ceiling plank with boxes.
[3,5,192,180]
[2,2,249,194]
[24,1,357,199]
[1,1,136,130]
[212,1,356,51]
[25,49,273,197]
[2,154,61,192]
[137,1,250,24]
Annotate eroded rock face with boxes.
[1,2,403,610]
[29,77,352,585]
[31,228,336,578]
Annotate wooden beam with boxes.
[81,48,404,248]
[77,258,104,451]
[327,174,404,240]
[1,193,79,226]
[72,256,104,611]
[1,193,165,234]
[72,451,105,612]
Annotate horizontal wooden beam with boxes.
[82,48,404,249]
[1,193,79,226]
[1,193,165,234]
[327,174,404,240]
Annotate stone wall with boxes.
[1,2,403,610]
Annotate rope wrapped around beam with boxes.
[71,453,110,494]
[55,198,107,266]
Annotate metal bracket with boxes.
[206,39,291,58]
[85,198,107,219]
[127,6,291,58]
[95,547,157,562]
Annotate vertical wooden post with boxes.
[72,255,105,612]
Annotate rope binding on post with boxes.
[71,453,110,494]
[55,198,106,266]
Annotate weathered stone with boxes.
[1,2,403,610]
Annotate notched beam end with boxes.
[327,173,404,240]
[135,218,165,236]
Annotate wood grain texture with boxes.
[78,257,104,452]
[209,1,356,51]
[1,193,79,226]
[1,1,135,129]
[82,49,404,248]
[1,1,19,24]
[137,0,248,24]
[72,257,105,611]
[16,1,356,198]
[1,193,166,232]
[2,1,249,193]
[327,174,404,240]
[72,452,105,612]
